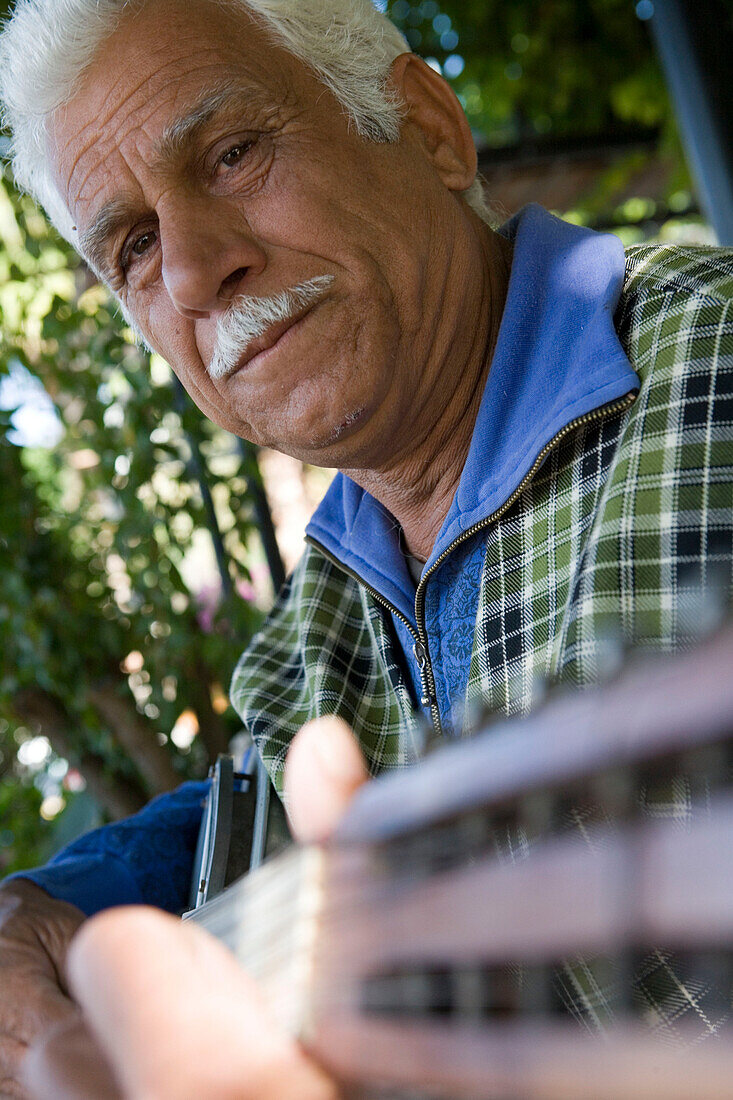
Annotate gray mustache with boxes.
[208,275,335,379]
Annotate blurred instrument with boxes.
[188,742,290,910]
[187,624,733,1098]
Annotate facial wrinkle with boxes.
[151,81,274,172]
[78,195,142,280]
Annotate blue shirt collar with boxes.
[306,204,639,622]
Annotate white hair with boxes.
[209,275,335,379]
[0,0,491,249]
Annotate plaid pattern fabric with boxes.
[230,241,733,1037]
[468,242,733,722]
[231,546,418,790]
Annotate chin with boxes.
[321,406,368,447]
[264,405,369,467]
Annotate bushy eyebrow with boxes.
[78,195,140,279]
[151,80,272,172]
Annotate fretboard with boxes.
[188,625,733,1098]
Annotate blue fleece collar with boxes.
[306,204,639,624]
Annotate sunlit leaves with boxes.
[0,170,266,863]
[387,0,672,147]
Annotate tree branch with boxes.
[12,688,147,820]
[88,684,181,795]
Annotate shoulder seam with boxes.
[623,265,732,309]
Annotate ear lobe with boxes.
[389,52,477,193]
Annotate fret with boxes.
[187,845,326,1036]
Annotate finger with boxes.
[284,716,369,843]
[22,1016,122,1100]
[67,907,339,1100]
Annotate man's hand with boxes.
[23,717,369,1100]
[0,879,85,1099]
[30,907,341,1100]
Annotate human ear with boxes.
[388,52,477,193]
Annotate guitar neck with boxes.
[189,625,733,1098]
[186,844,326,1036]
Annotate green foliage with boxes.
[387,0,672,145]
[0,169,266,863]
[0,775,49,875]
[385,1,698,235]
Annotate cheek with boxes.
[141,294,199,374]
[141,298,235,422]
[145,295,183,352]
[250,144,400,270]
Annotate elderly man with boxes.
[0,0,731,1095]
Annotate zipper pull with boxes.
[413,640,435,707]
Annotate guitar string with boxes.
[188,636,733,1028]
[198,797,554,927]
[191,844,552,1000]
[191,852,427,981]
[188,884,733,1035]
[190,852,445,954]
[200,750,733,955]
[189,808,730,1024]
[191,823,565,958]
[193,640,733,964]
[190,810,590,959]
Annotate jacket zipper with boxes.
[306,390,637,739]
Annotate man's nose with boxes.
[160,202,266,318]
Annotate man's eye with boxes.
[132,231,157,256]
[220,141,253,168]
[119,228,158,279]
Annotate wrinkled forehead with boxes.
[47,0,300,214]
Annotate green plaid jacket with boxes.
[232,241,733,1037]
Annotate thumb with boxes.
[284,716,369,843]
[64,908,339,1100]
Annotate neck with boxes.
[345,226,512,563]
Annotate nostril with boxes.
[220,268,248,302]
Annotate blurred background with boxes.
[0,0,720,872]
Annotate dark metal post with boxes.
[236,438,286,593]
[172,376,286,597]
[646,0,733,244]
[173,377,233,598]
